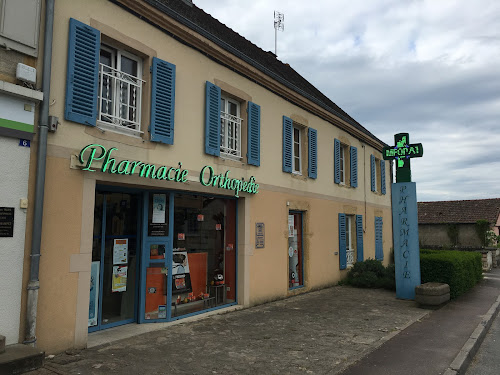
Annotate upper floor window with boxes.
[339,143,346,184]
[334,140,357,187]
[370,155,386,194]
[98,45,144,135]
[220,96,242,159]
[293,126,302,174]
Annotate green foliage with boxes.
[344,259,395,290]
[475,220,491,247]
[446,224,459,246]
[420,249,482,299]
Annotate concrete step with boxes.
[0,344,44,374]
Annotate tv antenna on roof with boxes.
[274,11,284,56]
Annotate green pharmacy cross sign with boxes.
[382,133,423,183]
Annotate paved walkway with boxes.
[30,286,427,375]
[28,269,500,375]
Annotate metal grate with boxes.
[220,111,242,158]
[98,63,145,133]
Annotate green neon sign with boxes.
[78,144,258,197]
[382,133,423,183]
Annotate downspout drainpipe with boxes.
[24,0,54,346]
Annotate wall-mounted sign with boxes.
[256,222,265,249]
[79,144,259,198]
[0,207,14,237]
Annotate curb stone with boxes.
[446,296,500,374]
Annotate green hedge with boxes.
[420,250,482,299]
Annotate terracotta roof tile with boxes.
[418,199,500,224]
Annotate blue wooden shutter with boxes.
[308,128,317,179]
[205,81,221,156]
[247,102,260,166]
[380,160,386,195]
[370,155,376,192]
[282,116,293,173]
[339,213,347,270]
[65,18,100,126]
[350,146,358,188]
[150,57,176,144]
[356,215,363,262]
[334,139,341,184]
[375,217,383,261]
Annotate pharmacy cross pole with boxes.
[382,133,423,183]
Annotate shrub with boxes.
[420,249,482,299]
[344,259,395,290]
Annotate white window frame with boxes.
[292,125,302,174]
[220,96,243,160]
[374,157,380,192]
[339,144,345,184]
[97,45,144,137]
[346,215,354,266]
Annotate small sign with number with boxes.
[19,139,30,147]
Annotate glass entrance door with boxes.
[89,192,141,331]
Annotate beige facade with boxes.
[20,0,392,353]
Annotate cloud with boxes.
[197,0,500,201]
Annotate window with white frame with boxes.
[293,126,301,174]
[374,157,380,192]
[339,144,345,184]
[98,45,144,135]
[220,96,243,159]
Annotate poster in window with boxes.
[172,251,192,294]
[149,194,168,236]
[112,265,128,292]
[113,239,128,264]
[152,194,166,224]
[288,215,295,237]
[88,261,100,327]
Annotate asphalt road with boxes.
[466,297,500,375]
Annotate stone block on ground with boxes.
[415,282,450,306]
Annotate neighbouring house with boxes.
[418,199,500,248]
[0,0,43,347]
[17,0,392,353]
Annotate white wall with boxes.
[0,95,33,345]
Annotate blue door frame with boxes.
[88,190,142,333]
[89,187,240,332]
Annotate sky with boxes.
[196,0,500,202]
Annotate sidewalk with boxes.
[28,269,500,375]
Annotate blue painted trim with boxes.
[282,116,293,173]
[234,201,239,304]
[307,128,317,179]
[334,139,340,184]
[150,57,176,144]
[65,18,99,126]
[288,211,304,289]
[288,285,305,291]
[205,81,221,156]
[247,102,261,166]
[170,302,237,321]
[350,146,358,188]
[101,318,135,329]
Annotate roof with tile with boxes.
[146,0,384,145]
[418,199,500,225]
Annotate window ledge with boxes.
[96,122,144,138]
[0,80,43,102]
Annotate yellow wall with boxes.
[22,0,393,353]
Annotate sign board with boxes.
[256,222,265,249]
[0,207,14,237]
